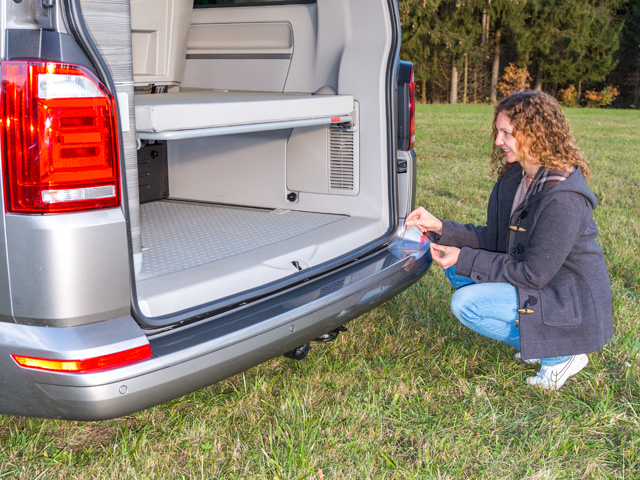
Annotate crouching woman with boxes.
[406,90,613,390]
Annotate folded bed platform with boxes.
[135,90,355,140]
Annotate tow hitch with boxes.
[313,326,348,343]
[283,343,310,361]
[283,326,348,361]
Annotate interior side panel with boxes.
[166,127,366,217]
[182,22,292,91]
[167,131,289,208]
[182,6,310,92]
[183,2,352,96]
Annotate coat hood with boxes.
[552,167,598,210]
[512,165,599,211]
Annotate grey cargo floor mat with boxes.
[138,200,343,280]
[135,200,382,317]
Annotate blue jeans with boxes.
[444,266,571,367]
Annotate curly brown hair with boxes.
[490,91,590,178]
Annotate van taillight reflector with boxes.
[11,344,151,373]
[1,61,120,214]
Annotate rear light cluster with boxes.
[407,65,416,151]
[11,344,151,374]
[1,61,120,214]
[397,61,416,152]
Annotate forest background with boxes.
[399,0,640,108]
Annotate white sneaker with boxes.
[526,354,588,390]
[515,352,540,365]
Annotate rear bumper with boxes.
[0,227,431,420]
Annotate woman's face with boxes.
[495,112,520,164]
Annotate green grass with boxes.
[1,105,639,479]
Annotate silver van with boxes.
[0,0,430,419]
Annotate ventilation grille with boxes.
[329,123,355,191]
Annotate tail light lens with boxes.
[1,61,120,214]
[397,61,416,151]
[407,65,416,151]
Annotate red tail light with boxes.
[1,61,120,214]
[398,61,416,151]
[11,344,151,374]
[408,65,416,151]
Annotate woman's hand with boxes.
[430,243,460,269]
[405,207,443,236]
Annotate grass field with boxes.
[1,105,638,479]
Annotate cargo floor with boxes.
[135,200,383,317]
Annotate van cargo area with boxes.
[112,0,396,319]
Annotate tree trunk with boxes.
[534,62,543,90]
[481,8,487,45]
[463,54,468,104]
[473,66,477,103]
[450,59,458,104]
[578,80,582,102]
[422,79,427,103]
[490,28,501,104]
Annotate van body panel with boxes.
[5,210,130,326]
[0,227,430,420]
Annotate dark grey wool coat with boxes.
[434,165,613,360]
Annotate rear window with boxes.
[195,0,315,6]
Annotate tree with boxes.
[399,0,634,105]
[483,0,528,103]
[400,0,441,102]
[517,0,623,94]
[497,63,531,97]
[608,0,640,106]
[433,0,481,103]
